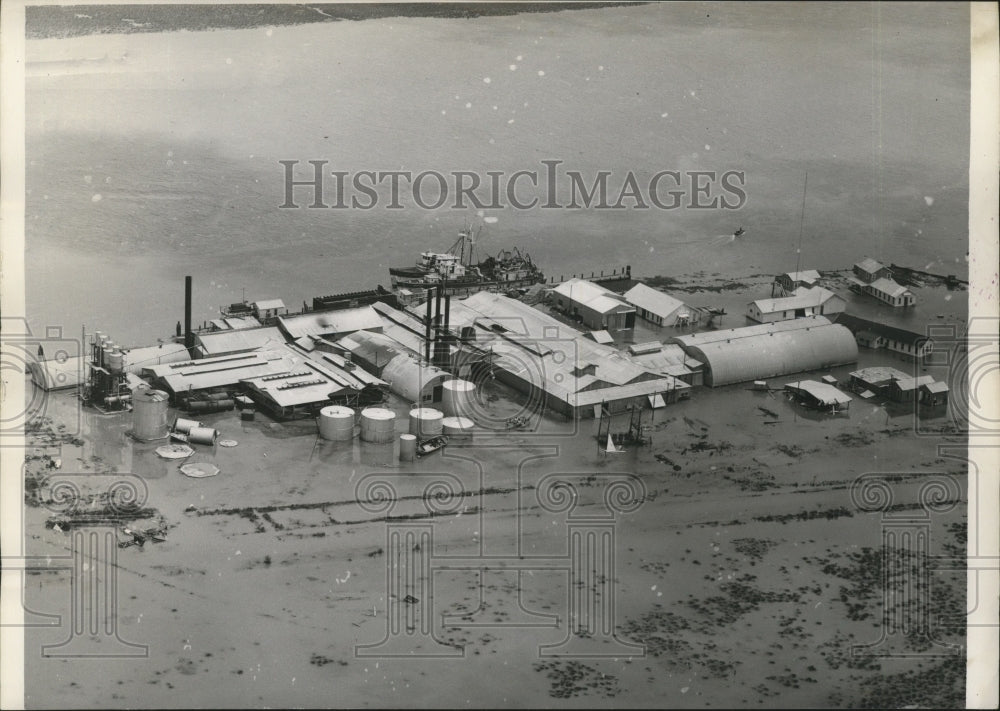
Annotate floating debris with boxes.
[218,439,238,448]
[156,444,194,459]
[180,462,219,478]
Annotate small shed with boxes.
[919,380,949,406]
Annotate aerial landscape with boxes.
[3,1,995,708]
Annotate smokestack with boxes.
[184,276,194,353]
[434,284,443,339]
[444,295,451,339]
[424,294,433,362]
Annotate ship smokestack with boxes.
[184,276,194,353]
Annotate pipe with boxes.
[444,295,451,339]
[184,276,194,353]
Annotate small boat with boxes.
[734,227,746,238]
[506,415,529,430]
[416,435,448,457]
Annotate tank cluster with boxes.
[85,331,131,412]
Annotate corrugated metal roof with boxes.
[623,283,686,318]
[923,381,949,393]
[241,359,352,408]
[683,323,858,387]
[337,330,406,371]
[380,354,449,402]
[225,316,262,330]
[120,342,190,373]
[893,375,935,391]
[29,356,85,391]
[195,326,286,356]
[834,314,929,346]
[553,279,633,315]
[279,306,382,340]
[671,316,833,349]
[589,330,615,344]
[157,350,298,393]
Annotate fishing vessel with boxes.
[389,228,544,294]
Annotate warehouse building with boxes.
[747,286,846,323]
[833,314,932,361]
[626,341,704,386]
[551,278,636,332]
[622,283,696,327]
[669,316,858,387]
[141,349,299,397]
[858,277,916,307]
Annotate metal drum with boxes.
[107,350,125,374]
[318,405,355,441]
[441,379,476,418]
[188,427,218,446]
[173,417,203,435]
[408,407,444,437]
[360,407,396,444]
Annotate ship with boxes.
[389,228,544,295]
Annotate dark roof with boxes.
[832,313,930,346]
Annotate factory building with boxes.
[441,291,686,417]
[29,342,189,392]
[846,366,911,398]
[622,283,696,327]
[141,349,299,397]
[551,278,636,332]
[669,316,858,387]
[240,358,370,419]
[747,286,845,323]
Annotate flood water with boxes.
[24,2,970,345]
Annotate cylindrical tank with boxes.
[188,426,218,445]
[205,392,232,401]
[318,405,355,441]
[408,407,444,437]
[360,407,396,444]
[107,350,124,374]
[173,417,203,435]
[188,399,235,413]
[441,379,476,417]
[441,416,475,438]
[399,434,417,462]
[131,387,170,441]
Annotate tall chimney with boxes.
[184,276,194,353]
[424,294,433,362]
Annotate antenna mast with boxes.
[795,171,808,275]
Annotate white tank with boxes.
[360,407,396,444]
[441,416,475,438]
[107,350,124,373]
[408,407,444,437]
[399,434,417,462]
[442,379,476,418]
[131,386,170,441]
[318,405,355,441]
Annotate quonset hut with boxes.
[669,316,858,387]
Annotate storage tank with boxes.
[360,407,396,444]
[441,379,476,418]
[408,407,444,437]
[318,405,355,442]
[107,350,124,374]
[131,386,170,441]
[441,416,475,439]
[399,434,417,462]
